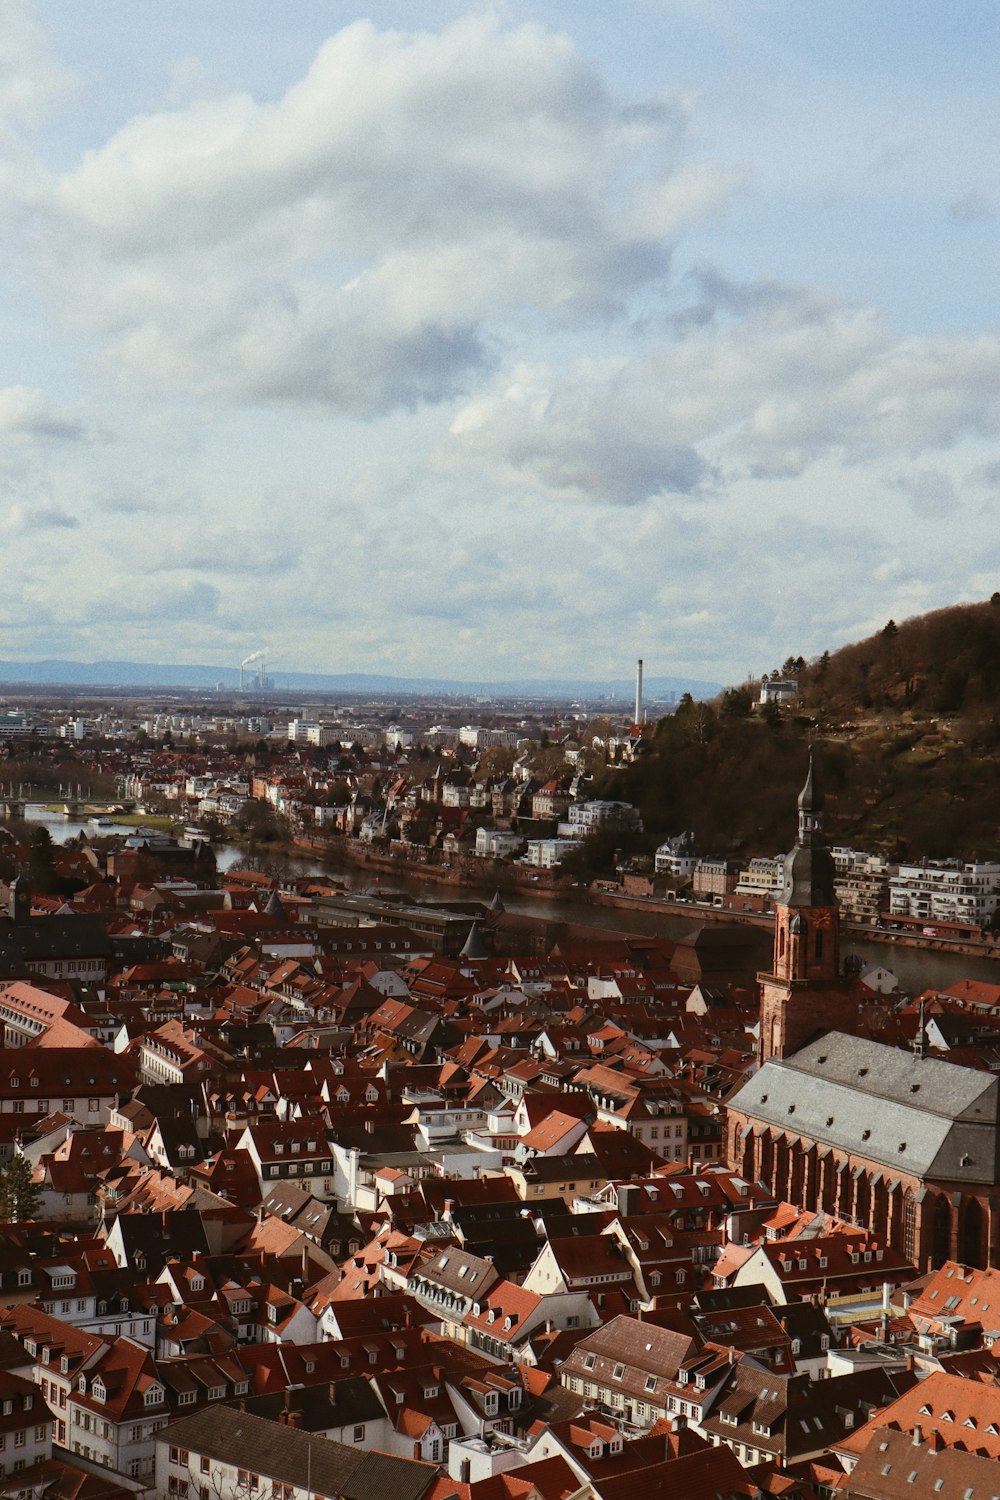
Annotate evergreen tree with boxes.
[28,826,58,895]
[0,1155,41,1222]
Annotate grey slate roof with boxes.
[160,1405,434,1500]
[728,1031,1000,1185]
[0,914,111,977]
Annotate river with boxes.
[24,807,1000,993]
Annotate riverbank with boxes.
[586,885,1000,963]
[292,834,576,900]
[289,831,1000,969]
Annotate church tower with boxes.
[758,753,852,1063]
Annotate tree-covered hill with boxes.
[796,595,1000,719]
[595,597,1000,862]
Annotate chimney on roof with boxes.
[286,1410,302,1429]
[912,1423,922,1447]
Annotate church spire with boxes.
[777,749,837,911]
[797,747,822,827]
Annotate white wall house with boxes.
[889,860,1000,926]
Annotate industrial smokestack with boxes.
[635,659,644,727]
[240,648,271,693]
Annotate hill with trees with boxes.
[591,596,1000,865]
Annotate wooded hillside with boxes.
[596,597,1000,861]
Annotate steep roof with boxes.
[160,1406,435,1500]
[728,1031,999,1184]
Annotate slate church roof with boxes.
[729,1031,1000,1185]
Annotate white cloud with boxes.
[39,16,727,415]
[448,361,709,503]
[0,0,77,128]
[6,501,78,531]
[447,286,1000,502]
[0,385,83,441]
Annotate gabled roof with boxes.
[159,1406,435,1500]
[728,1031,1000,1183]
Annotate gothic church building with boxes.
[727,756,1000,1271]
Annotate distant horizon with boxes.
[0,655,723,701]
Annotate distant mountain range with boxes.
[0,658,721,701]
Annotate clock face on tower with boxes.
[812,908,832,929]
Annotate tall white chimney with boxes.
[635,659,644,726]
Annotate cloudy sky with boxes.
[2,1,999,686]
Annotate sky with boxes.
[2,0,1000,687]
